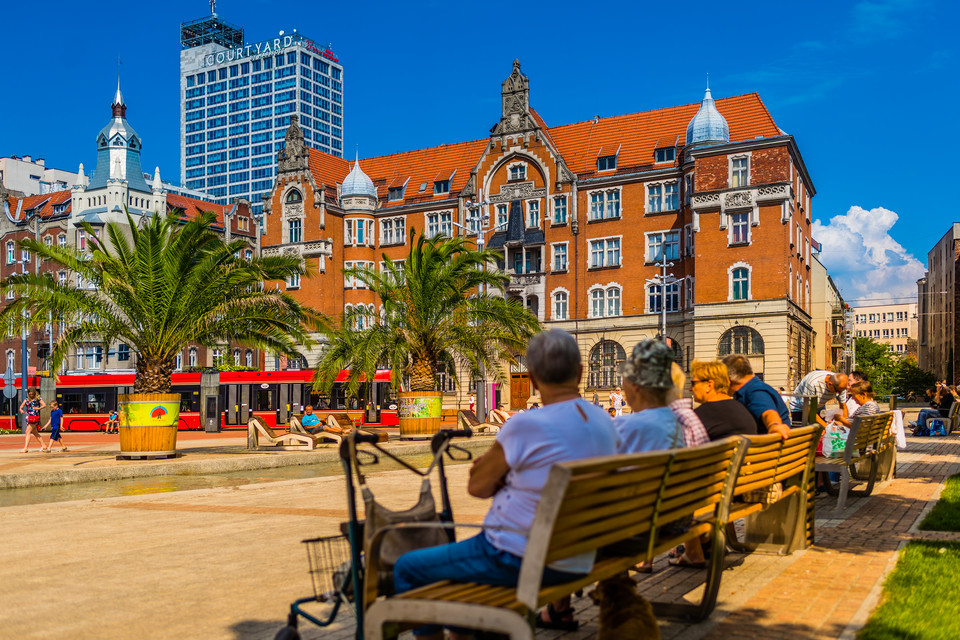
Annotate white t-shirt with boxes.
[483,398,618,573]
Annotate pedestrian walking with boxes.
[608,386,625,416]
[19,388,46,453]
[41,401,67,452]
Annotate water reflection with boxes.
[0,453,455,507]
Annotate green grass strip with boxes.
[919,474,960,531]
[860,541,960,639]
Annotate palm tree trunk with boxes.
[408,357,436,393]
[134,355,176,393]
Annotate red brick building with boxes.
[0,88,260,384]
[261,61,816,408]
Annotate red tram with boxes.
[1,369,399,432]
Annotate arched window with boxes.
[717,327,764,356]
[588,340,626,389]
[175,351,183,371]
[285,189,303,203]
[245,350,253,367]
[728,263,751,301]
[553,291,568,320]
[6,350,14,371]
[233,349,241,366]
[188,348,198,367]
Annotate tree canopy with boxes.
[0,210,318,392]
[315,229,541,394]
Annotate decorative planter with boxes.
[117,393,181,460]
[396,391,442,439]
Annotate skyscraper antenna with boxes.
[210,0,216,15]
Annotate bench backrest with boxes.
[250,417,284,441]
[735,425,822,497]
[516,437,747,609]
[843,412,893,462]
[326,413,355,430]
[488,409,510,425]
[457,410,482,427]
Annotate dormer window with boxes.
[597,155,617,171]
[285,189,302,203]
[509,165,526,181]
[419,183,427,192]
[654,147,675,163]
[388,186,404,201]
[434,180,449,195]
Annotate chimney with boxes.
[23,155,31,163]
[37,158,45,167]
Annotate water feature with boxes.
[0,452,462,507]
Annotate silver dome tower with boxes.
[685,82,730,147]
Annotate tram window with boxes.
[58,392,82,414]
[309,393,330,410]
[254,386,277,412]
[330,383,347,409]
[379,383,395,404]
[175,388,200,412]
[86,393,107,413]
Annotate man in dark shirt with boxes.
[690,359,756,439]
[722,354,791,439]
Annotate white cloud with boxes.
[812,206,925,305]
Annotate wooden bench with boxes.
[246,417,322,450]
[815,412,894,511]
[724,425,822,555]
[455,409,498,433]
[440,408,459,422]
[363,437,749,639]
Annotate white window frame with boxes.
[380,217,405,246]
[551,242,568,272]
[587,187,621,221]
[553,195,567,224]
[5,241,14,264]
[526,200,540,228]
[647,281,681,313]
[729,153,751,188]
[496,204,508,228]
[588,283,622,318]
[288,218,302,243]
[58,234,67,248]
[588,236,622,269]
[188,348,198,368]
[551,287,570,321]
[287,272,301,289]
[507,162,527,181]
[647,180,679,214]
[684,224,695,257]
[685,276,695,307]
[728,262,753,301]
[728,212,751,245]
[645,230,680,263]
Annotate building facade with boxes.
[179,7,343,220]
[918,223,959,381]
[260,61,817,408]
[810,254,848,371]
[0,87,260,382]
[0,155,81,197]
[852,302,917,357]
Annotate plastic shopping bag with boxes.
[817,421,849,457]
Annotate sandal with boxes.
[536,603,579,631]
[632,561,654,574]
[669,544,685,558]
[668,554,706,569]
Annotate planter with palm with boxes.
[0,210,317,457]
[315,228,540,437]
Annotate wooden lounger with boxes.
[246,417,322,450]
[456,409,498,433]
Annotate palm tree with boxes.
[316,228,541,396]
[0,210,317,392]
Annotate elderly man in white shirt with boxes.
[392,330,618,640]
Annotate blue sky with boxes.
[1,0,955,305]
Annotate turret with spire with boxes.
[88,79,150,192]
[685,77,730,148]
[340,151,377,211]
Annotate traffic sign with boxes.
[2,368,17,399]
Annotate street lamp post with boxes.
[645,260,677,342]
[451,190,507,421]
[18,211,40,429]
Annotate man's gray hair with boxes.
[526,329,581,384]
[722,354,753,383]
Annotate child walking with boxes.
[41,401,67,452]
[19,387,46,453]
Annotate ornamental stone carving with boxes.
[277,115,310,175]
[756,183,792,202]
[691,192,721,211]
[283,202,304,218]
[723,190,754,210]
[488,181,546,203]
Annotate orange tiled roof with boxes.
[302,92,781,206]
[548,93,781,177]
[166,193,231,226]
[5,190,72,221]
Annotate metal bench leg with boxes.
[836,468,850,511]
[365,600,534,640]
[737,489,804,555]
[653,523,727,621]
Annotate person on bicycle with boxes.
[393,329,618,639]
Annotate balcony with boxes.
[509,272,542,287]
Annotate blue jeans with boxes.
[916,408,939,427]
[393,533,584,636]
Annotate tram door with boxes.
[225,384,251,426]
[277,384,304,425]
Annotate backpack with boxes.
[929,420,947,437]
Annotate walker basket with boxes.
[302,534,353,602]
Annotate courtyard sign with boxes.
[202,33,338,68]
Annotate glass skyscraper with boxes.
[179,10,343,219]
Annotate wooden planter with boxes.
[117,393,182,460]
[397,391,442,439]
